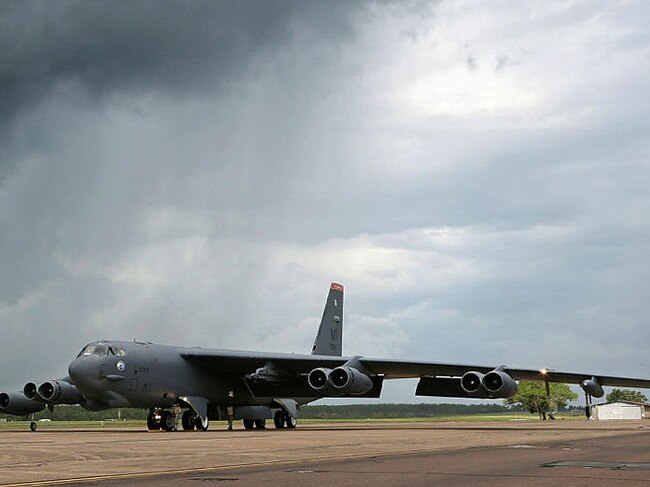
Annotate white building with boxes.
[590,401,649,420]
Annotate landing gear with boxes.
[161,410,176,432]
[273,410,285,429]
[149,408,203,432]
[195,416,209,431]
[30,421,37,432]
[254,419,266,429]
[147,409,162,431]
[243,419,255,430]
[182,410,196,431]
[273,410,296,429]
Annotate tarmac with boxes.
[1,420,649,486]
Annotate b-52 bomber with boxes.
[2,283,650,432]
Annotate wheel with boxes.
[161,410,176,432]
[285,415,297,429]
[273,410,285,429]
[195,416,209,431]
[147,409,161,431]
[30,421,37,432]
[254,419,266,429]
[182,410,196,431]
[243,419,255,430]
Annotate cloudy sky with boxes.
[1,0,649,403]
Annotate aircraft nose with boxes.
[68,357,95,385]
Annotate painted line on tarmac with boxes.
[0,447,440,487]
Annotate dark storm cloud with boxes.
[0,0,356,175]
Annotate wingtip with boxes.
[330,282,344,292]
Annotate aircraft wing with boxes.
[358,358,650,388]
[181,349,650,389]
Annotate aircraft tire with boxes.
[161,410,176,432]
[146,410,161,431]
[30,421,37,432]
[286,416,297,429]
[195,416,209,431]
[243,419,254,430]
[182,410,196,431]
[254,419,266,429]
[273,410,285,429]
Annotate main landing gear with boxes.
[147,408,209,432]
[147,408,295,432]
[182,409,209,431]
[273,410,296,429]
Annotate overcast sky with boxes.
[1,1,649,403]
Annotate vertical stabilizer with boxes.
[311,283,344,356]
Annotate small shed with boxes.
[590,401,649,420]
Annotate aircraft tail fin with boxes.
[311,283,344,356]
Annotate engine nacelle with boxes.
[307,368,332,391]
[460,371,488,396]
[482,370,518,398]
[23,382,40,401]
[329,366,374,395]
[0,392,46,416]
[37,380,84,404]
[580,377,604,398]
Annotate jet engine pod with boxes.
[329,366,373,395]
[0,392,46,415]
[580,377,604,398]
[0,392,10,410]
[460,371,487,396]
[37,380,84,405]
[482,370,518,398]
[307,368,332,391]
[23,382,40,401]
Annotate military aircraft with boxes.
[2,283,650,432]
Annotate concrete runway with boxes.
[1,421,649,486]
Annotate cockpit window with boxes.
[113,345,127,356]
[107,345,127,356]
[78,344,96,357]
[77,342,110,357]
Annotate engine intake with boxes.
[460,371,487,396]
[307,368,332,391]
[23,382,40,401]
[482,370,518,398]
[329,366,373,395]
[461,370,518,398]
[37,380,83,404]
[580,377,604,398]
